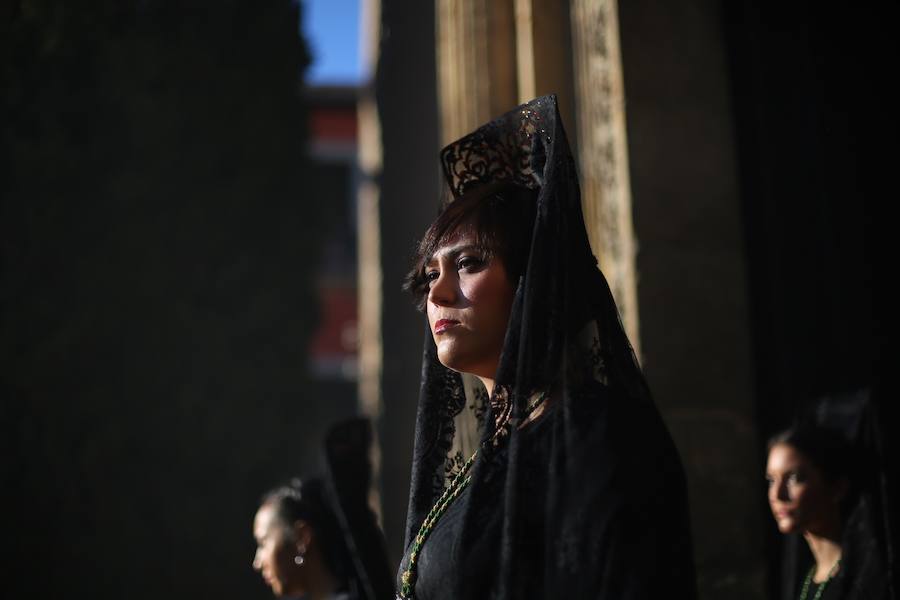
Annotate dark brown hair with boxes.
[403,184,538,311]
[261,478,349,580]
[767,426,852,484]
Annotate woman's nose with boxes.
[252,549,262,571]
[776,482,791,501]
[769,480,788,503]
[429,270,458,306]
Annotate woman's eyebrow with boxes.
[425,244,481,267]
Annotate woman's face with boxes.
[766,443,842,535]
[425,230,515,380]
[252,503,304,597]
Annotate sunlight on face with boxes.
[252,504,301,597]
[424,231,515,380]
[765,443,840,535]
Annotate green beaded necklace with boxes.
[398,390,547,599]
[398,447,479,599]
[798,558,841,600]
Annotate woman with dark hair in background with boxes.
[395,95,697,599]
[253,417,394,600]
[766,392,894,600]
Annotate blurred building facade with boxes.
[306,85,362,382]
[356,1,894,597]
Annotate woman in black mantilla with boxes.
[396,95,697,599]
[252,417,395,600]
[766,391,896,600]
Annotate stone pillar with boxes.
[514,0,576,125]
[357,0,384,521]
[569,0,641,352]
[436,0,517,143]
[357,2,382,421]
[617,1,764,596]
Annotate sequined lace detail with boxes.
[440,97,556,201]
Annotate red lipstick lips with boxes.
[434,319,459,334]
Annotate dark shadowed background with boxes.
[2,2,360,597]
[3,1,898,599]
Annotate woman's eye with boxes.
[457,256,484,271]
[425,270,439,283]
[787,472,801,485]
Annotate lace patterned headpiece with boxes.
[439,96,557,202]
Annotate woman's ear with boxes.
[293,519,313,552]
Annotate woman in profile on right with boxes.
[766,402,894,600]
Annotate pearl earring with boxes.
[294,554,305,566]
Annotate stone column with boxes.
[357,0,381,422]
[514,0,576,124]
[357,0,384,520]
[436,0,517,143]
[617,1,765,595]
[569,0,641,352]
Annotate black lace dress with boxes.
[397,405,555,600]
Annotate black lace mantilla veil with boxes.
[401,95,697,598]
